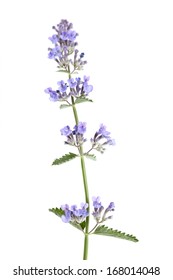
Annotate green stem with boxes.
[68,69,90,260]
[71,96,79,124]
[81,154,90,260]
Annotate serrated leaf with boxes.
[60,104,71,109]
[49,207,64,217]
[93,225,139,242]
[84,154,96,161]
[49,208,85,232]
[75,97,93,104]
[52,153,78,165]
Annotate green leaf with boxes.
[60,104,71,109]
[56,70,69,73]
[49,207,64,218]
[93,225,139,242]
[70,221,86,231]
[84,154,96,161]
[52,153,78,165]
[75,97,93,104]
[49,208,85,232]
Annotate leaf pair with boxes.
[60,97,93,110]
[49,208,139,242]
[52,153,96,166]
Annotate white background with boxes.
[0,0,173,279]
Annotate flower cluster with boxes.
[60,122,115,153]
[61,203,89,223]
[44,76,93,102]
[48,19,87,71]
[91,124,115,153]
[92,196,115,223]
[60,196,115,225]
[60,122,87,147]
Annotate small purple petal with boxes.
[92,196,102,209]
[57,80,67,92]
[98,124,110,137]
[49,91,59,102]
[48,34,59,44]
[44,87,59,101]
[48,46,61,59]
[83,83,93,94]
[67,30,77,41]
[71,205,77,211]
[107,138,116,145]
[44,87,53,94]
[68,78,77,88]
[61,211,71,223]
[77,122,87,134]
[80,202,88,209]
[83,76,90,83]
[107,202,115,211]
[61,204,70,211]
[60,31,69,40]
[60,126,72,136]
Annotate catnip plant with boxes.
[44,19,138,260]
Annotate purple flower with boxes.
[44,87,53,94]
[61,204,71,223]
[48,46,61,59]
[44,87,59,102]
[61,204,70,211]
[92,196,102,209]
[83,83,93,94]
[49,34,59,44]
[57,80,67,92]
[106,202,115,212]
[47,20,86,71]
[92,197,115,222]
[83,76,93,94]
[61,212,71,223]
[49,92,59,102]
[90,124,115,153]
[102,202,115,221]
[76,77,81,83]
[83,76,90,83]
[60,31,69,40]
[72,203,89,223]
[98,124,110,138]
[80,202,88,209]
[60,30,77,41]
[60,126,72,136]
[71,205,77,212]
[60,123,87,146]
[74,122,87,134]
[92,197,104,222]
[67,30,77,41]
[68,78,77,88]
[106,138,116,146]
[60,202,89,224]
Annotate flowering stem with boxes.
[68,69,90,260]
